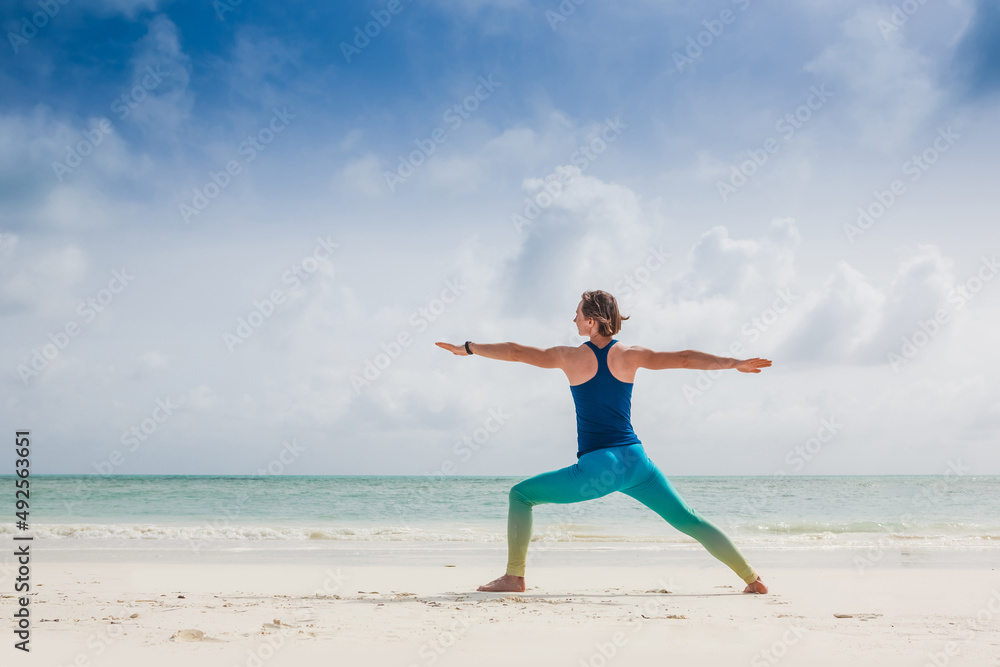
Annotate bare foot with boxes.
[743,576,768,594]
[477,574,525,592]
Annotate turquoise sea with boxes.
[2,474,998,550]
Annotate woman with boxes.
[436,289,770,594]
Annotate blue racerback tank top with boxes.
[569,339,642,459]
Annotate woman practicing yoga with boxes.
[435,289,770,594]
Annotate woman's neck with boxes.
[589,334,613,348]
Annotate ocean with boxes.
[4,474,998,551]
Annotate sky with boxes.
[1,0,999,476]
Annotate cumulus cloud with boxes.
[0,109,134,226]
[0,233,89,318]
[120,14,194,139]
[672,217,800,301]
[802,5,946,152]
[2,16,193,212]
[781,245,958,365]
[501,164,657,320]
[779,260,885,363]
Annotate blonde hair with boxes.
[580,290,629,336]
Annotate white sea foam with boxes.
[5,522,998,548]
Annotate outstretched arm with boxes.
[627,347,772,373]
[435,341,569,369]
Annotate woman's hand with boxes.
[735,357,772,373]
[435,342,470,356]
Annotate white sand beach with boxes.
[9,547,1000,667]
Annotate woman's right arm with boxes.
[466,342,518,362]
[435,341,569,369]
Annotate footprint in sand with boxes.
[171,629,224,643]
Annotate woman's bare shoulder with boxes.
[612,342,653,371]
[615,342,652,355]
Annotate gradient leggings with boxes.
[505,444,758,584]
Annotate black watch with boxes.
[464,341,473,355]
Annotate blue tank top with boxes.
[569,339,642,459]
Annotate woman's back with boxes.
[568,339,642,458]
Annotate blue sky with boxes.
[2,0,999,476]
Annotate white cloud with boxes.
[0,102,162,233]
[120,14,194,139]
[0,110,132,208]
[502,164,656,319]
[139,350,169,370]
[673,217,800,301]
[224,30,302,107]
[0,234,89,318]
[339,128,364,152]
[78,0,163,19]
[802,5,945,152]
[780,260,885,363]
[35,184,141,231]
[781,244,958,365]
[187,385,218,410]
[334,154,385,198]
[411,125,554,194]
[0,233,17,260]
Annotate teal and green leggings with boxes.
[505,444,758,584]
